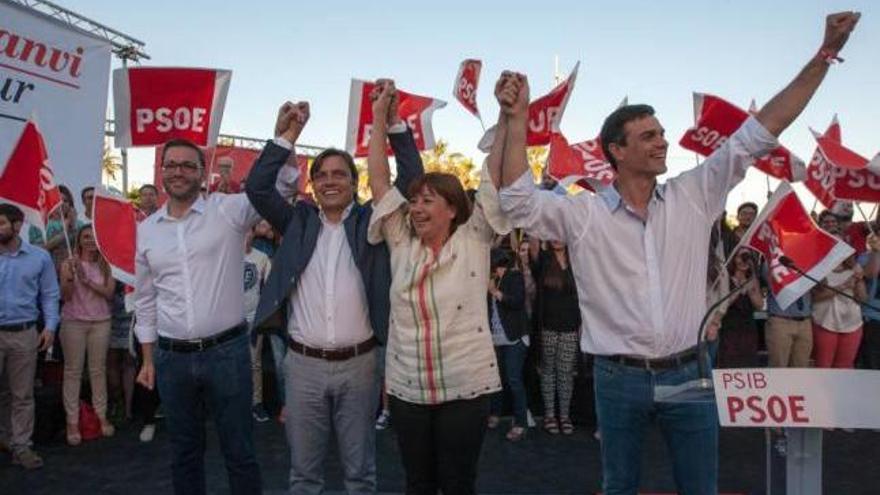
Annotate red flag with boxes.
[453,59,482,120]
[345,80,446,158]
[739,182,854,309]
[804,116,880,206]
[679,93,805,182]
[815,135,869,170]
[92,188,137,285]
[478,62,580,152]
[113,67,232,147]
[546,133,615,191]
[0,119,62,231]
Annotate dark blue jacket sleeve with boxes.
[245,141,295,233]
[388,128,425,198]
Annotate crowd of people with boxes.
[0,10,867,495]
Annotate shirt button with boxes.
[477,327,482,333]
[470,271,476,277]
[457,305,462,310]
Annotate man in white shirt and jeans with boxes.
[495,12,860,495]
[134,138,295,495]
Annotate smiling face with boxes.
[608,115,669,177]
[409,184,457,242]
[161,145,204,202]
[311,155,355,213]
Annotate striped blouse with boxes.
[368,167,511,405]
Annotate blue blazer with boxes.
[245,130,424,345]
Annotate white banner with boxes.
[0,2,112,213]
[714,368,880,429]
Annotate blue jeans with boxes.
[491,341,528,426]
[155,333,262,495]
[593,356,718,495]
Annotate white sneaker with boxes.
[139,424,156,443]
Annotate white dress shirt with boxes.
[287,205,373,349]
[134,165,297,343]
[499,117,778,358]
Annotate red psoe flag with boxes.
[680,93,805,182]
[345,80,446,158]
[113,67,232,147]
[739,182,854,309]
[92,188,137,285]
[453,59,482,120]
[546,133,615,192]
[0,119,62,231]
[804,116,880,206]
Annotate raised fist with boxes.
[275,101,310,143]
[821,11,860,55]
[370,79,401,128]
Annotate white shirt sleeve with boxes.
[134,227,158,344]
[499,170,590,244]
[674,116,778,222]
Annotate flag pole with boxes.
[855,202,876,236]
[811,197,819,213]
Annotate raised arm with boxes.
[367,81,396,203]
[486,74,514,189]
[245,102,309,233]
[499,73,529,189]
[756,12,860,137]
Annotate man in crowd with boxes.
[495,12,860,494]
[138,184,160,217]
[211,156,242,193]
[134,138,297,494]
[734,201,758,240]
[245,80,423,494]
[0,204,59,469]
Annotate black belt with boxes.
[158,323,247,353]
[288,336,376,361]
[0,321,36,332]
[605,346,699,371]
[770,314,810,322]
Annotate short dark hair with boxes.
[139,184,159,194]
[737,202,758,215]
[600,104,656,170]
[80,186,95,201]
[407,173,472,235]
[818,210,838,225]
[0,203,24,225]
[161,138,205,168]
[309,148,358,186]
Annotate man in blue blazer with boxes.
[245,84,423,494]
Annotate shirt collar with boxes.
[0,236,27,256]
[599,181,666,211]
[157,195,207,222]
[319,202,354,225]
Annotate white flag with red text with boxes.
[0,119,62,231]
[345,80,446,158]
[92,188,137,285]
[680,93,806,182]
[113,67,231,147]
[739,182,854,309]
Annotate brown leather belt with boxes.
[288,336,377,361]
[605,346,699,371]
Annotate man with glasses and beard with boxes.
[134,138,297,495]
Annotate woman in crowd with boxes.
[532,240,581,435]
[717,249,764,368]
[812,211,868,369]
[486,249,530,442]
[367,80,510,494]
[59,225,116,445]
